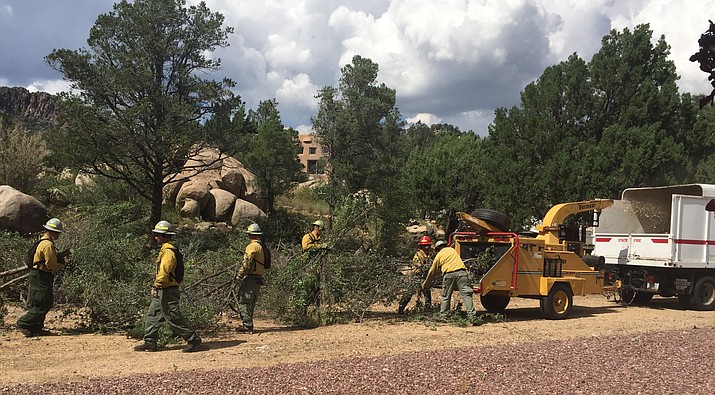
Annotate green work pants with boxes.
[142,287,198,345]
[440,270,475,318]
[17,269,54,332]
[238,276,262,329]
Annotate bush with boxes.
[0,120,49,193]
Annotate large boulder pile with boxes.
[0,185,50,234]
[163,147,266,225]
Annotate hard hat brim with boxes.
[43,225,64,233]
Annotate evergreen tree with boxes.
[45,0,242,224]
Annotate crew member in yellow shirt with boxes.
[234,223,266,334]
[134,221,201,352]
[422,240,476,321]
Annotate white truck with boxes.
[592,184,715,310]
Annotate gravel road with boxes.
[4,326,714,394]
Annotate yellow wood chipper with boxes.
[452,199,614,319]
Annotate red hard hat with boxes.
[418,235,432,245]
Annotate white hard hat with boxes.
[43,218,64,233]
[152,220,176,235]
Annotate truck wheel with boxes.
[621,289,653,305]
[480,294,510,312]
[471,209,511,231]
[689,276,715,311]
[541,283,573,320]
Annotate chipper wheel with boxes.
[540,283,573,320]
[480,294,510,313]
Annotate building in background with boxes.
[297,133,328,174]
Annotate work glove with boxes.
[234,276,245,285]
[150,287,159,299]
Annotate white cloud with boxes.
[2,0,714,136]
[407,113,442,126]
[26,79,72,94]
[0,4,13,17]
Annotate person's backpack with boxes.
[25,238,50,269]
[259,241,271,270]
[167,246,185,283]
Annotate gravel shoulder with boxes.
[2,294,715,393]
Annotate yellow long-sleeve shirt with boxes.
[153,242,180,289]
[34,238,59,272]
[302,231,321,251]
[238,239,265,278]
[411,248,430,276]
[422,247,467,289]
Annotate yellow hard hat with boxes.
[312,220,324,228]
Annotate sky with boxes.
[1,0,714,135]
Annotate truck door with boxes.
[672,195,715,268]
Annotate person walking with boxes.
[234,223,266,334]
[397,235,433,314]
[421,240,476,321]
[134,221,201,352]
[17,218,69,337]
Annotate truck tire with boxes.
[621,289,654,305]
[541,283,573,320]
[689,276,715,311]
[471,209,511,231]
[480,294,510,313]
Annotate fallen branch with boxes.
[1,265,28,278]
[0,273,29,290]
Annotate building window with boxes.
[309,147,317,155]
[307,160,318,174]
[322,146,330,156]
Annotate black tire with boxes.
[471,209,511,231]
[621,289,653,305]
[689,276,715,311]
[480,294,510,313]
[541,283,573,320]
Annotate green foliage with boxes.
[0,117,49,193]
[482,25,700,229]
[276,185,330,216]
[240,100,307,213]
[403,130,484,218]
[260,194,405,326]
[44,0,244,224]
[312,55,406,195]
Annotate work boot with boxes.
[235,325,253,334]
[397,305,406,315]
[19,328,34,337]
[182,337,202,353]
[133,342,157,352]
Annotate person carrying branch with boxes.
[133,221,201,352]
[17,218,70,337]
[234,223,267,334]
[421,240,476,322]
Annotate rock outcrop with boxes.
[0,86,57,125]
[0,185,50,234]
[163,147,267,225]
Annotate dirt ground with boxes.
[2,293,715,386]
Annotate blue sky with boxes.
[1,0,713,135]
